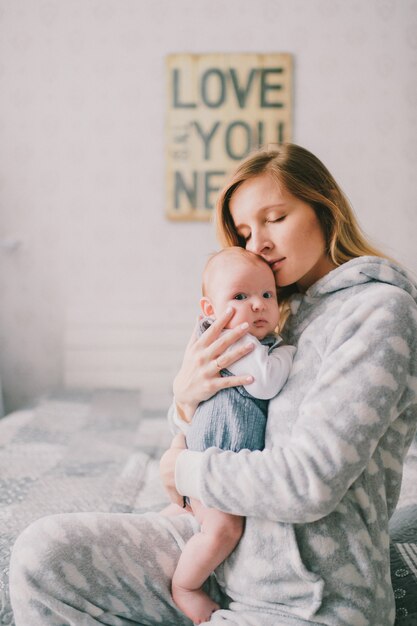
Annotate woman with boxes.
[10,144,417,625]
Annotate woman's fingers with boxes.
[198,307,235,346]
[208,323,253,365]
[212,373,254,392]
[211,337,255,373]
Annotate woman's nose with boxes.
[246,230,272,255]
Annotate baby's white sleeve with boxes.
[167,402,190,436]
[226,335,296,400]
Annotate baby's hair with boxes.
[202,247,274,297]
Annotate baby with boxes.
[170,247,296,624]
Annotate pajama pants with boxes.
[9,510,319,626]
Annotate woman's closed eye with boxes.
[266,215,286,224]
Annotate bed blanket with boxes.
[0,392,171,624]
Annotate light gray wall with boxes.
[0,0,416,412]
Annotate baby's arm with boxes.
[225,334,296,400]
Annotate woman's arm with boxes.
[175,288,417,523]
[172,308,255,422]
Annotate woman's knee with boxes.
[9,513,78,617]
[10,514,72,582]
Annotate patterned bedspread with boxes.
[0,391,171,624]
[0,391,416,625]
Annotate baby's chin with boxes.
[224,321,276,340]
[250,326,276,340]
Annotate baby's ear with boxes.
[200,297,214,317]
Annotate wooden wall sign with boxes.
[166,53,292,220]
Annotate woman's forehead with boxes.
[230,175,287,223]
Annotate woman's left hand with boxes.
[160,433,187,507]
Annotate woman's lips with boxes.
[270,258,285,271]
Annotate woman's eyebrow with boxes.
[262,203,287,211]
[252,203,288,217]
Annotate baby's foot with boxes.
[172,584,219,624]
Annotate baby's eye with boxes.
[263,292,274,299]
[234,293,247,301]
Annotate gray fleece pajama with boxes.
[9,256,417,626]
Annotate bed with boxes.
[0,390,416,625]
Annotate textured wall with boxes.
[0,0,416,412]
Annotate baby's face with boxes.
[204,260,279,340]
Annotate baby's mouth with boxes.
[253,319,268,326]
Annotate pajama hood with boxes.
[304,255,417,300]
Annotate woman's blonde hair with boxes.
[215,143,388,328]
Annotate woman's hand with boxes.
[160,433,187,507]
[173,308,255,422]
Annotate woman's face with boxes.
[229,173,336,291]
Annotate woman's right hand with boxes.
[173,307,255,423]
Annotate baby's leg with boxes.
[172,499,244,624]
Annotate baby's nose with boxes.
[252,297,264,310]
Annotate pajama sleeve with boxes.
[175,288,417,523]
